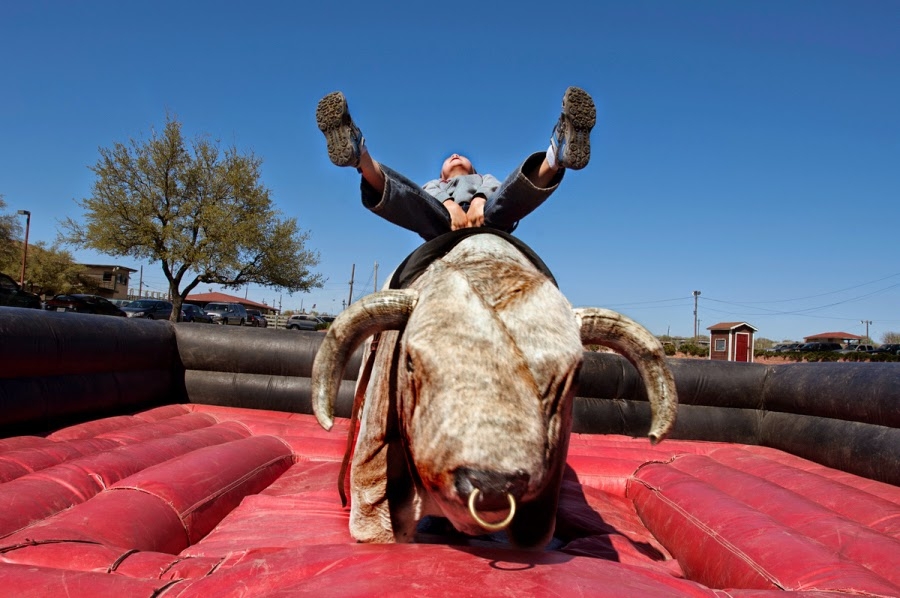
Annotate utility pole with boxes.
[347,264,356,307]
[373,261,378,292]
[16,210,30,288]
[692,290,701,339]
[861,320,872,342]
[139,266,144,298]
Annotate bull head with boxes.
[312,235,677,548]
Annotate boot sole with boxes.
[560,87,596,170]
[316,92,358,167]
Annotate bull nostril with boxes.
[454,468,530,510]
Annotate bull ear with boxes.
[575,308,678,444]
[312,290,418,430]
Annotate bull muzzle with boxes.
[455,467,529,532]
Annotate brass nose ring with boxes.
[467,488,516,531]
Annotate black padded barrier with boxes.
[0,307,180,435]
[174,324,362,380]
[173,324,362,418]
[183,370,358,417]
[760,412,900,486]
[573,352,900,486]
[762,362,900,428]
[1,308,897,485]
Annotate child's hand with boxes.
[466,196,486,228]
[444,200,468,231]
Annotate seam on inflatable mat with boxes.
[630,477,785,590]
[104,453,288,549]
[108,547,139,572]
[177,454,291,518]
[109,454,290,520]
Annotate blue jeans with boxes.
[360,152,565,241]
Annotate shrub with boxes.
[679,343,707,357]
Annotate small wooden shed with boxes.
[707,321,758,362]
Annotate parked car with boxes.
[181,304,214,323]
[110,299,132,308]
[837,344,875,354]
[869,343,900,355]
[246,309,268,328]
[765,343,791,353]
[797,342,843,352]
[43,294,126,317]
[286,314,325,331]
[0,273,41,309]
[204,302,248,326]
[121,299,174,320]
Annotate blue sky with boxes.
[2,1,898,342]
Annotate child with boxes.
[316,87,595,241]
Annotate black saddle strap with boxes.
[388,229,557,290]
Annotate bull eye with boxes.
[406,354,414,373]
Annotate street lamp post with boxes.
[16,210,30,288]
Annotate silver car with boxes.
[286,314,324,331]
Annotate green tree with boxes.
[62,115,324,321]
[0,195,24,276]
[2,197,90,295]
[26,242,87,296]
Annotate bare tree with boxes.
[881,331,900,344]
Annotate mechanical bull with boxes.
[311,232,677,548]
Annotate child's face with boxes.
[440,154,474,179]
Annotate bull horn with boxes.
[311,289,418,430]
[575,308,678,444]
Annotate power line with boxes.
[606,296,691,307]
[706,271,900,305]
[702,281,900,316]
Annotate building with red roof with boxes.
[185,291,276,314]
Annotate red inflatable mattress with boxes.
[0,403,897,597]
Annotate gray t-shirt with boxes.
[422,173,502,205]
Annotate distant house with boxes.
[80,264,136,300]
[707,322,758,363]
[803,332,863,345]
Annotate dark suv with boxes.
[204,302,248,326]
[797,342,842,352]
[870,343,900,356]
[44,294,126,316]
[246,309,268,328]
[0,273,41,309]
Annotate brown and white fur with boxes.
[312,234,677,548]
